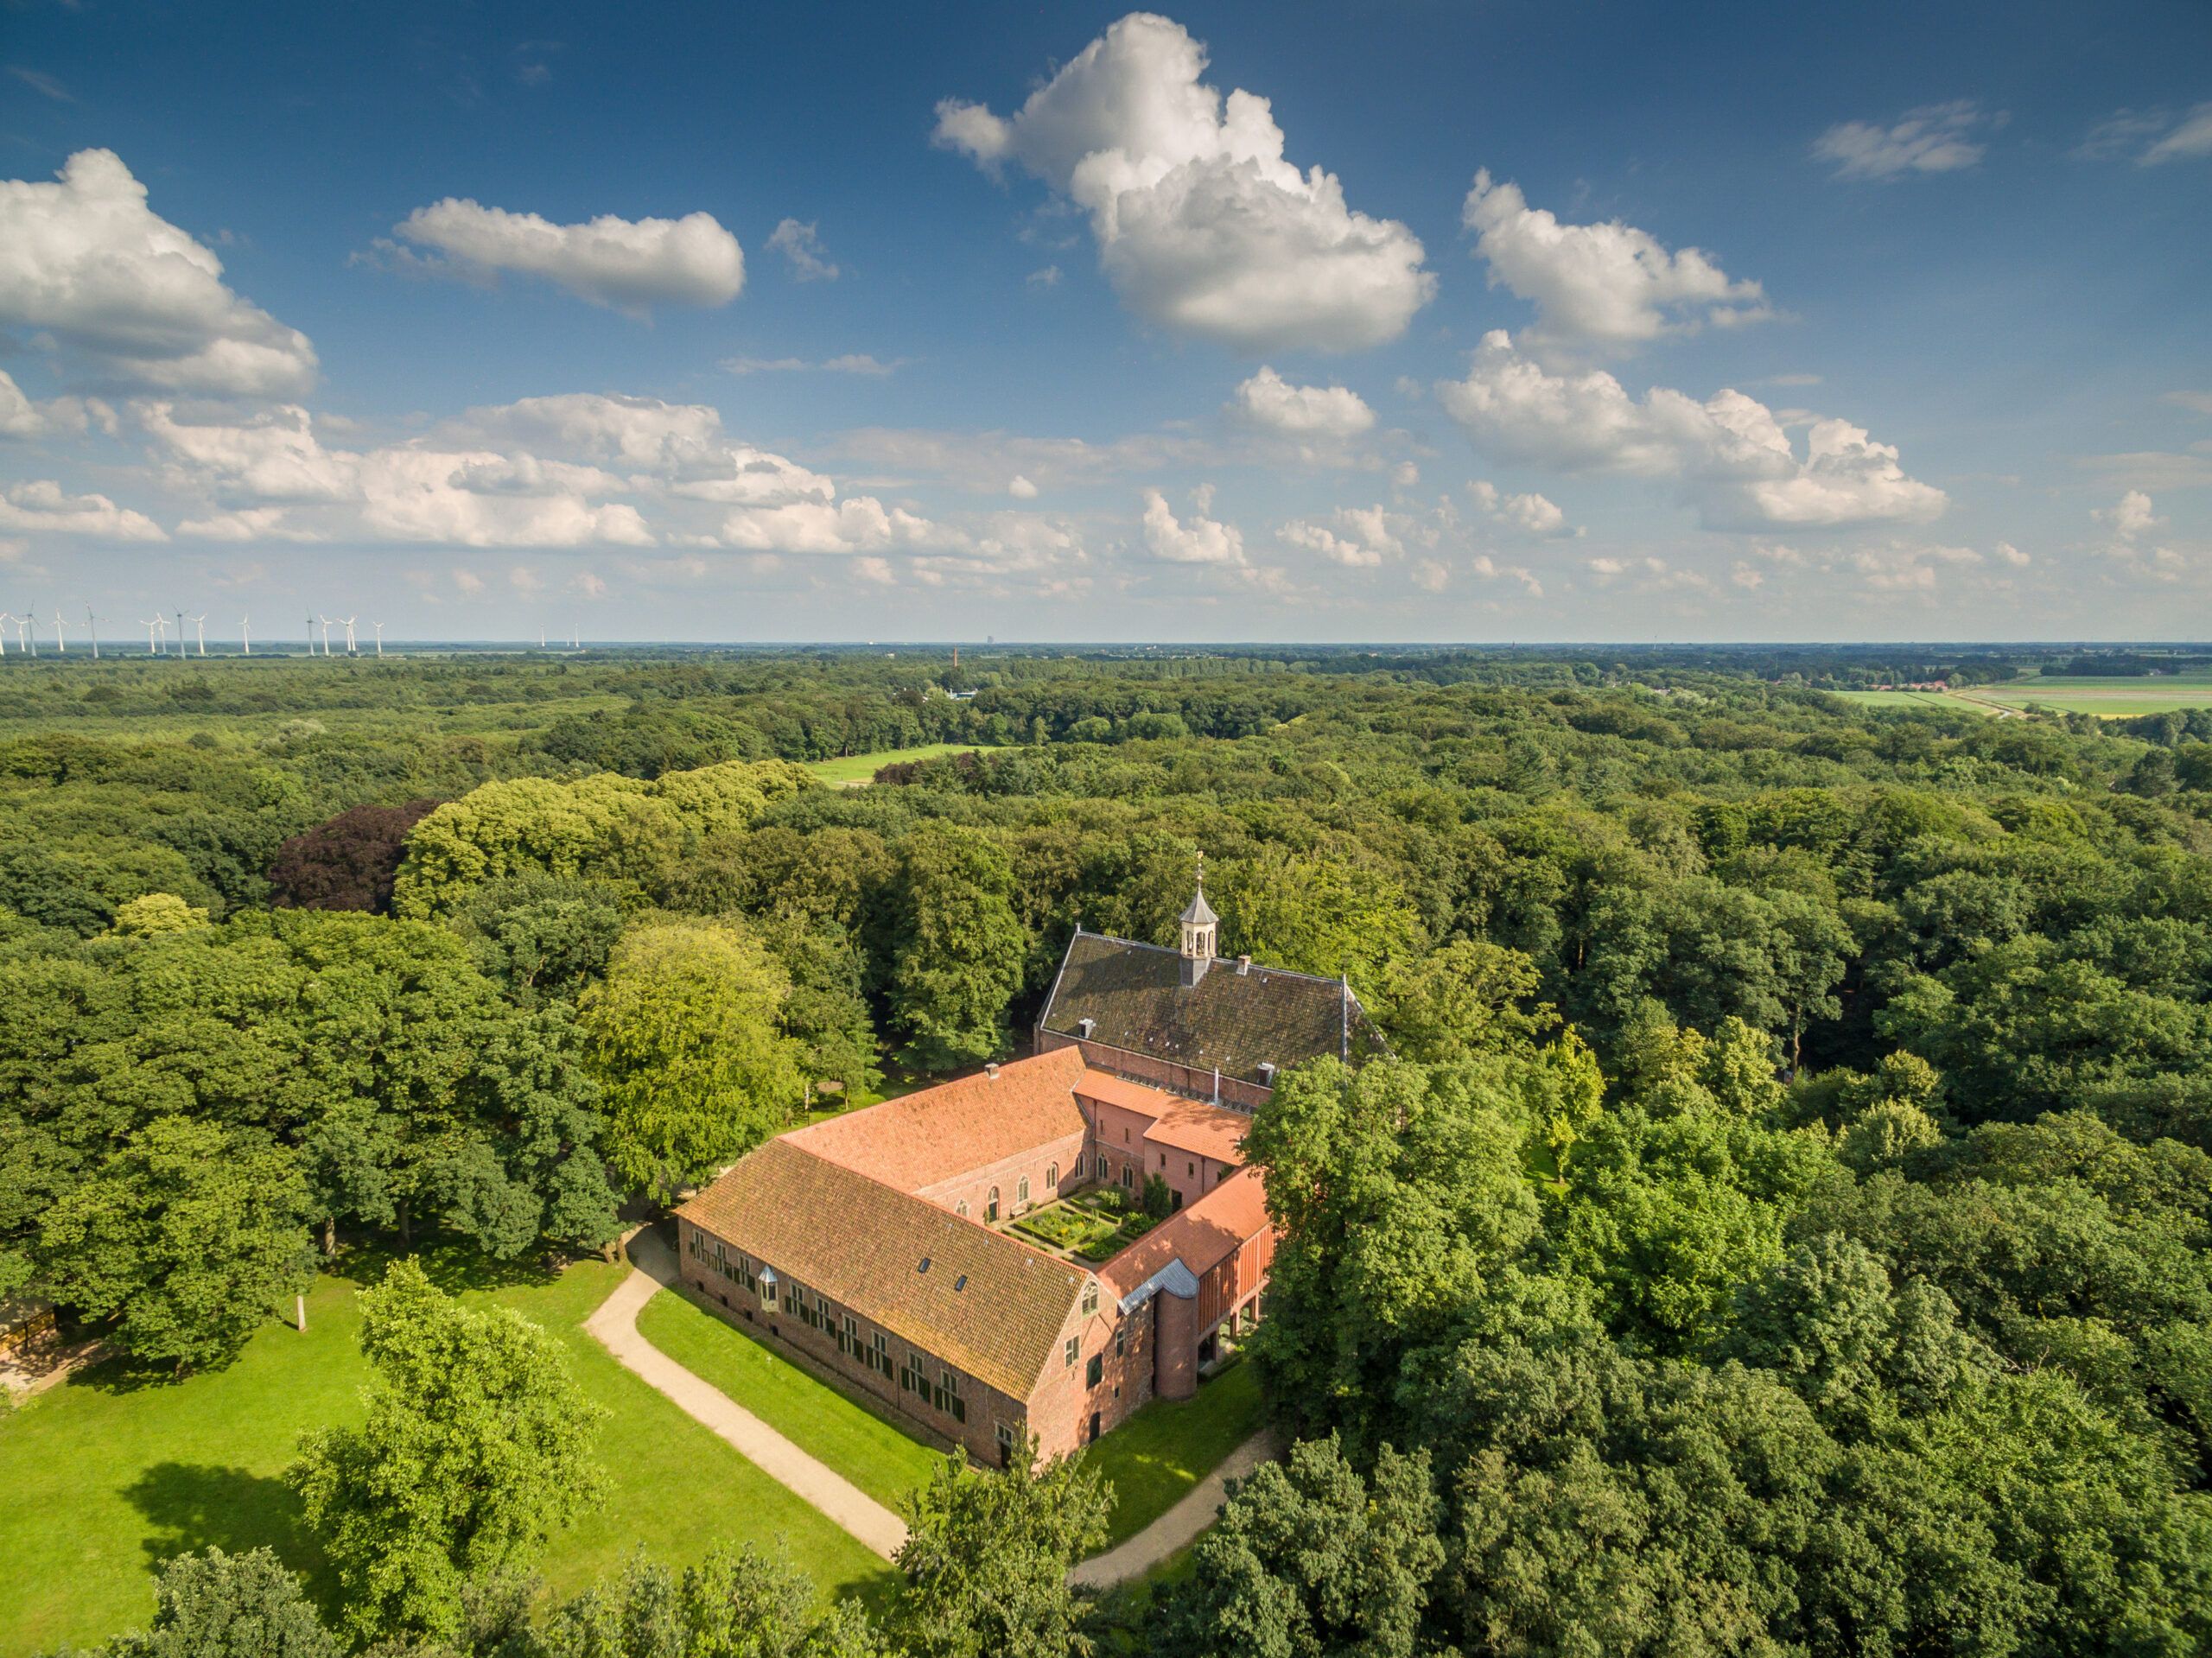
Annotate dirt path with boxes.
[1069,1426,1281,1587]
[585,1233,911,1560]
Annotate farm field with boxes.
[804,742,983,784]
[1974,675,2212,716]
[0,1251,895,1656]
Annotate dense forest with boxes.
[7,643,2212,1656]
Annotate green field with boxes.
[1083,1360,1268,1549]
[0,1252,895,1656]
[1834,677,2212,720]
[635,1285,945,1512]
[1974,675,2212,717]
[804,743,983,785]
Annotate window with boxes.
[1017,1175,1030,1205]
[1085,1353,1103,1388]
[839,1314,857,1356]
[899,1352,924,1394]
[815,1293,830,1328]
[1081,1281,1098,1316]
[1120,1165,1134,1191]
[987,1185,1001,1223]
[872,1331,893,1378]
[1115,1325,1126,1357]
[932,1369,965,1423]
[956,1201,969,1218]
[1188,1161,1196,1178]
[1158,1152,1166,1169]
[1065,1337,1078,1369]
[996,1421,1016,1466]
[1047,1163,1059,1191]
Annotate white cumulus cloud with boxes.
[1435,331,1947,531]
[1461,171,1768,354]
[1229,365,1376,437]
[934,13,1432,352]
[0,479,166,539]
[390,197,745,313]
[0,149,317,396]
[1469,479,1570,536]
[1141,485,1244,564]
[1813,102,1992,180]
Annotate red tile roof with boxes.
[1100,1166,1271,1298]
[676,1138,1086,1398]
[1074,1071,1250,1165]
[786,1046,1089,1194]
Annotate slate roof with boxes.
[677,1138,1084,1398]
[1101,1165,1270,1299]
[1039,930,1385,1088]
[787,1046,1088,1194]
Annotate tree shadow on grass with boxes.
[122,1461,343,1621]
[346,1237,567,1296]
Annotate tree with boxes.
[1378,937,1552,1064]
[885,825,1027,1072]
[70,1547,339,1658]
[893,1440,1110,1658]
[36,1117,312,1373]
[267,800,440,913]
[110,893,211,937]
[578,917,804,1196]
[288,1259,607,1642]
[1161,1436,1444,1658]
[534,1546,890,1658]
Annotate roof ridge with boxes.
[1062,929,1378,996]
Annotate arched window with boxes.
[956,1200,969,1217]
[987,1185,1001,1223]
[1017,1175,1031,1205]
[1047,1162,1059,1191]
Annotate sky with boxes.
[0,0,2207,645]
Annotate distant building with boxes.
[674,872,1372,1462]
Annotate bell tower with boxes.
[1179,854,1217,988]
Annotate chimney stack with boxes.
[985,1062,1000,1080]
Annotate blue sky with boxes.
[0,0,2206,643]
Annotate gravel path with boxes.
[1069,1426,1281,1587]
[584,1232,911,1560]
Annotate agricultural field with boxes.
[804,742,984,785]
[1973,674,2212,717]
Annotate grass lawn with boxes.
[804,743,982,785]
[0,1249,894,1656]
[1084,1359,1268,1550]
[634,1284,944,1513]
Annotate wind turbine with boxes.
[141,615,168,655]
[188,614,207,657]
[569,623,579,649]
[86,606,101,660]
[372,621,385,657]
[15,611,33,657]
[174,610,185,659]
[539,625,546,650]
[50,607,66,655]
[239,613,251,656]
[0,613,11,657]
[316,614,334,656]
[340,615,358,656]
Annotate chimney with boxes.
[985,1062,1000,1080]
[1236,955,1250,975]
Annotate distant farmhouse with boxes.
[675,873,1382,1464]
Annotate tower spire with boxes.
[1178,853,1218,987]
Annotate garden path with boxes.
[584,1230,910,1560]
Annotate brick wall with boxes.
[912,1127,1086,1222]
[678,1218,1026,1466]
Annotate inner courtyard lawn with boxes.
[1082,1358,1268,1549]
[634,1285,945,1513]
[0,1251,895,1657]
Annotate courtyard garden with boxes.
[1010,1186,1160,1262]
